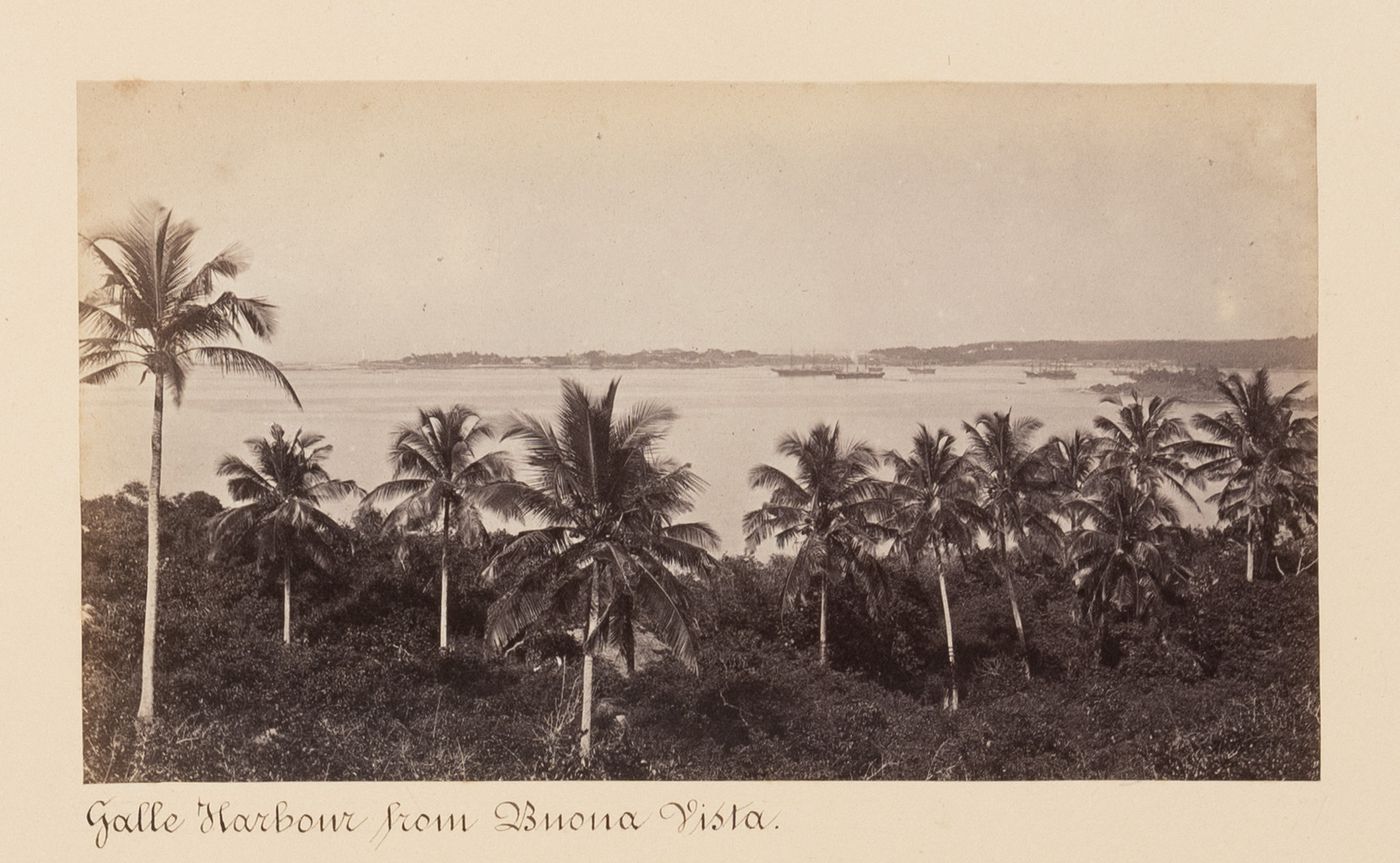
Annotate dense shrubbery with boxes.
[82,488,1319,781]
[1088,366,1232,402]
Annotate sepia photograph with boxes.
[76,81,1319,784]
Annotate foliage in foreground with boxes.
[82,490,1319,782]
[79,203,302,722]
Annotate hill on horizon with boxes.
[872,335,1317,369]
[363,335,1318,370]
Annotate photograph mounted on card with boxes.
[77,80,1318,783]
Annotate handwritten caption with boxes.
[85,798,779,849]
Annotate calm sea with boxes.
[79,364,1317,552]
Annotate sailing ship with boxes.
[772,351,837,377]
[835,367,885,379]
[1024,360,1078,380]
[835,353,885,379]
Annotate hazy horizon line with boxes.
[290,332,1318,365]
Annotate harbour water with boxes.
[79,364,1316,552]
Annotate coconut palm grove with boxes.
[80,205,1319,781]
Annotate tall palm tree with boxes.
[1187,369,1318,582]
[882,425,989,709]
[962,410,1057,677]
[1092,392,1197,505]
[78,203,299,723]
[1065,470,1192,656]
[743,422,889,667]
[207,425,361,644]
[361,405,515,650]
[484,379,718,763]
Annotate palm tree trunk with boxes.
[1002,570,1030,679]
[938,566,959,710]
[928,546,958,708]
[998,529,1031,679]
[282,571,292,645]
[1260,516,1277,582]
[136,373,164,724]
[439,501,451,650]
[818,577,829,666]
[580,565,600,763]
[1062,511,1081,572]
[1245,511,1255,583]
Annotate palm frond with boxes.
[485,569,588,650]
[632,557,701,672]
[183,346,301,407]
[79,361,143,386]
[360,477,433,511]
[309,478,364,505]
[659,520,721,552]
[78,301,144,343]
[179,248,251,303]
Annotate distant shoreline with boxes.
[278,360,1321,376]
[307,335,1316,374]
[275,360,1318,409]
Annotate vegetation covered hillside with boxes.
[82,488,1318,782]
[874,336,1318,369]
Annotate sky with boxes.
[77,82,1318,363]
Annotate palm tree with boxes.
[78,203,299,723]
[1044,429,1100,558]
[1065,470,1192,657]
[483,379,718,763]
[1187,369,1318,582]
[1092,392,1197,504]
[962,410,1057,677]
[743,422,889,667]
[882,425,989,709]
[207,425,361,643]
[361,405,515,650]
